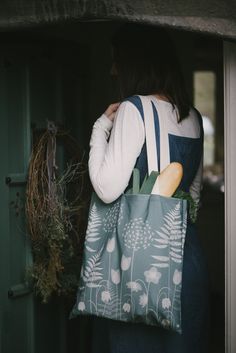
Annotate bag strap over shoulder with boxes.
[124,95,171,180]
[139,95,159,175]
[140,95,172,175]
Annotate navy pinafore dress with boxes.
[91,95,210,353]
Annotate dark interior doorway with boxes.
[0,21,224,353]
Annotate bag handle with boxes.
[127,95,160,195]
[127,95,170,195]
[139,95,171,174]
[139,95,159,174]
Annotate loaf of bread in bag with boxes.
[151,162,183,197]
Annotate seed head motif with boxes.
[103,201,122,232]
[122,218,154,251]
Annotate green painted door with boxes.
[0,48,36,353]
[0,37,89,353]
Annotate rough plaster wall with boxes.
[0,0,236,40]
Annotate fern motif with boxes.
[168,203,185,264]
[85,203,102,253]
[181,210,187,255]
[97,282,120,318]
[152,202,184,267]
[82,249,103,288]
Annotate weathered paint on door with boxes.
[0,37,89,353]
[0,50,35,353]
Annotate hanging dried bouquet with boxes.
[25,121,90,303]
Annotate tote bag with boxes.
[69,95,188,334]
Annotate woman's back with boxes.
[123,95,203,210]
[149,95,201,139]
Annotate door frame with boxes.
[224,40,236,353]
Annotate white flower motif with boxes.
[86,282,100,288]
[121,255,131,271]
[106,237,115,253]
[111,269,120,284]
[78,301,85,311]
[126,281,142,292]
[139,293,148,308]
[173,269,182,285]
[161,319,171,329]
[123,303,131,312]
[101,290,111,303]
[162,297,171,309]
[144,267,162,284]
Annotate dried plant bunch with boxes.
[25,121,90,303]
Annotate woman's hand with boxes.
[104,102,120,122]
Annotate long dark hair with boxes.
[111,23,192,122]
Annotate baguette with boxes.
[151,162,183,197]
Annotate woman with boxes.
[88,24,210,353]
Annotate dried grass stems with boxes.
[25,123,89,303]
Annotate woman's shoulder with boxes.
[188,106,204,130]
[121,95,144,118]
[178,106,203,138]
[165,105,203,139]
[188,105,203,122]
[113,96,144,121]
[113,96,145,132]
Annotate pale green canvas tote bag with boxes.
[70,96,188,334]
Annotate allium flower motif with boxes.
[103,202,121,232]
[101,290,111,303]
[126,281,142,292]
[111,269,120,284]
[78,301,85,311]
[123,218,154,251]
[173,269,182,285]
[106,237,115,253]
[144,267,162,284]
[121,255,131,271]
[162,297,171,309]
[117,204,124,225]
[123,303,131,313]
[139,293,148,308]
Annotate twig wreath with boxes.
[25,121,89,303]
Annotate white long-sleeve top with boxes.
[88,95,203,206]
